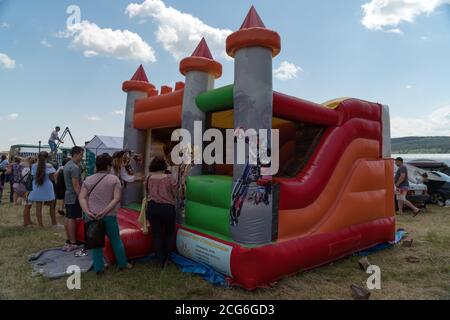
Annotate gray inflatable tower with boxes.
[121,65,155,205]
[179,38,223,176]
[226,7,281,245]
[178,39,223,223]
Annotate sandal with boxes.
[413,209,421,217]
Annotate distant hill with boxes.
[392,137,450,154]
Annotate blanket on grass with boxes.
[28,246,92,279]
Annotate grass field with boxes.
[1,185,449,300]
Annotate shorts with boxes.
[13,183,27,197]
[396,188,408,201]
[65,199,82,219]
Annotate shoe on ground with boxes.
[120,263,133,271]
[62,243,78,252]
[74,249,88,257]
[358,257,371,271]
[351,284,371,300]
[402,238,414,248]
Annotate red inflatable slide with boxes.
[76,208,153,264]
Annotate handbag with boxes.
[25,172,33,192]
[83,174,108,250]
[17,169,33,192]
[84,219,106,250]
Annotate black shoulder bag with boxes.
[17,169,33,192]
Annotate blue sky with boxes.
[1,0,450,151]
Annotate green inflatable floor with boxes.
[185,175,233,240]
[123,203,142,212]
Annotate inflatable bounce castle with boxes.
[79,6,395,289]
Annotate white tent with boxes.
[85,136,123,156]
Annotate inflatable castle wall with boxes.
[118,6,395,289]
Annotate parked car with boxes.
[407,159,450,176]
[423,171,450,206]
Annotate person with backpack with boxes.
[9,157,24,205]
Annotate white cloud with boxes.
[406,85,413,89]
[391,105,450,137]
[83,50,99,58]
[273,61,303,81]
[386,28,403,35]
[126,0,232,60]
[59,20,156,63]
[361,0,450,33]
[41,40,53,48]
[7,113,19,120]
[0,53,16,69]
[86,115,102,121]
[1,23,10,29]
[112,110,125,116]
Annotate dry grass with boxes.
[1,184,449,300]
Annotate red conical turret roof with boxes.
[226,6,281,58]
[179,38,222,79]
[240,6,266,29]
[130,64,149,82]
[122,64,155,94]
[191,38,214,60]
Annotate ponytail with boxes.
[35,151,48,186]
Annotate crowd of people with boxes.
[0,125,189,274]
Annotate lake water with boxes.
[392,154,450,166]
